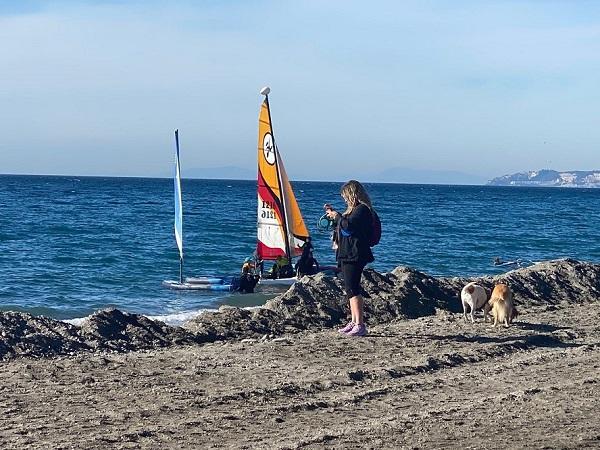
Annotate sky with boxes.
[1,0,599,182]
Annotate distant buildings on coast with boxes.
[488,169,600,188]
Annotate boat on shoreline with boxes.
[162,130,236,291]
[165,88,332,291]
[255,87,324,286]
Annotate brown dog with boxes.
[488,284,517,327]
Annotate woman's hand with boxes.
[324,204,339,220]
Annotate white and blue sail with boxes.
[174,129,184,266]
[173,130,183,283]
[163,130,234,291]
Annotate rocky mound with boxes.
[185,258,600,335]
[0,312,86,359]
[0,308,200,360]
[1,259,599,360]
[79,308,200,351]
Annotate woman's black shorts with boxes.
[341,261,366,299]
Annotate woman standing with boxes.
[325,180,375,337]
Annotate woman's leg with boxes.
[342,262,355,323]
[342,262,366,324]
[349,295,364,324]
[350,298,357,324]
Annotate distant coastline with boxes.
[488,169,600,188]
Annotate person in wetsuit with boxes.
[237,259,259,293]
[295,237,318,277]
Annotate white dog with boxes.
[460,282,490,323]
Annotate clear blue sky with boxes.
[1,0,599,181]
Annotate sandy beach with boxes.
[1,260,599,449]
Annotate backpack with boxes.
[369,209,381,247]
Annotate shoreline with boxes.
[1,258,599,361]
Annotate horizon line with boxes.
[0,172,490,186]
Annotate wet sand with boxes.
[1,302,599,449]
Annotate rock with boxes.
[81,375,95,385]
[184,306,286,340]
[80,308,199,352]
[0,311,87,360]
[0,308,198,360]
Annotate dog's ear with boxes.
[466,285,475,294]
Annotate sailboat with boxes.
[162,130,234,291]
[255,87,313,286]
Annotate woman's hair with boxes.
[340,180,372,215]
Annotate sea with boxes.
[1,175,599,324]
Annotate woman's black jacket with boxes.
[335,203,374,265]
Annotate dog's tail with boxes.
[511,306,519,320]
[463,282,476,295]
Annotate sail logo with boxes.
[263,133,276,165]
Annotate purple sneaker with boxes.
[346,323,368,337]
[338,321,355,333]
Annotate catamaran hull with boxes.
[258,265,340,287]
[258,277,297,287]
[162,280,233,291]
[185,277,227,285]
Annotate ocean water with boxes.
[1,175,599,322]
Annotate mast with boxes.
[261,87,292,261]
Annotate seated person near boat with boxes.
[295,237,319,277]
[267,255,294,279]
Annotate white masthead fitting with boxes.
[260,86,271,96]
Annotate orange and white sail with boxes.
[256,87,309,261]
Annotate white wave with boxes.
[148,305,263,326]
[64,317,88,326]
[147,308,216,326]
[63,305,264,328]
[63,308,216,327]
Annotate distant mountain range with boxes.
[178,166,487,185]
[488,170,600,188]
[182,166,255,180]
[373,167,487,185]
